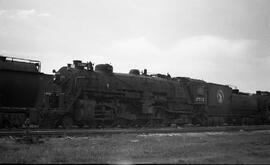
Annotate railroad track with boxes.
[0,125,270,137]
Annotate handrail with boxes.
[0,54,41,72]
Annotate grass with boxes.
[0,130,270,164]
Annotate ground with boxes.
[0,130,270,164]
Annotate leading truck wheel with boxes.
[62,116,74,129]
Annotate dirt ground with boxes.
[0,130,270,164]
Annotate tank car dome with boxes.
[95,64,113,73]
[129,69,140,75]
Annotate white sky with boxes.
[0,0,269,93]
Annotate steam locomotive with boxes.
[0,55,270,128]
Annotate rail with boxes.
[0,125,270,137]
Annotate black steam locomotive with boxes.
[0,55,270,128]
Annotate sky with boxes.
[0,0,269,93]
